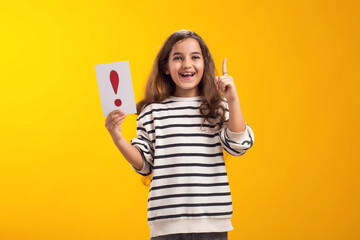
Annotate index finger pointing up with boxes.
[222,58,228,76]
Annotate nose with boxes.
[182,57,192,69]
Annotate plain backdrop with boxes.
[0,0,359,239]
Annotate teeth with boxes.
[181,73,194,76]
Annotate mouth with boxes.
[179,72,196,79]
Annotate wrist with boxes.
[227,95,239,104]
[111,132,124,143]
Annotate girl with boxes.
[105,30,254,240]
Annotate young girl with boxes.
[105,30,254,240]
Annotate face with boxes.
[166,38,205,97]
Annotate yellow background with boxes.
[1,0,359,239]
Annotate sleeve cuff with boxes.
[132,159,146,172]
[131,145,147,173]
[225,124,249,142]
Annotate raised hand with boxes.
[105,109,126,141]
[214,58,239,102]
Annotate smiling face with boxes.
[166,38,205,97]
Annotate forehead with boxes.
[170,38,202,54]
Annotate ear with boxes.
[165,67,170,75]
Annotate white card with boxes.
[95,61,137,116]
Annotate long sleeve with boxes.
[130,108,155,176]
[219,123,254,156]
[218,101,254,156]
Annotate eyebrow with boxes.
[172,51,202,56]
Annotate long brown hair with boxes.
[137,30,226,125]
[138,30,227,186]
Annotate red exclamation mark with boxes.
[110,70,122,107]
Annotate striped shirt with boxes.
[130,96,254,238]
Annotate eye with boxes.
[173,56,182,60]
[192,55,201,60]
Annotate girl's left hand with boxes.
[214,58,239,102]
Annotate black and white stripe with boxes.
[130,96,254,226]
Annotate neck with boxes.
[174,88,200,97]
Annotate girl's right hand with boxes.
[105,109,126,141]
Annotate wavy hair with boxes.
[137,30,227,186]
[137,30,226,125]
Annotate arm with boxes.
[215,58,254,156]
[112,136,144,171]
[105,109,144,170]
[227,96,246,133]
[215,58,246,133]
